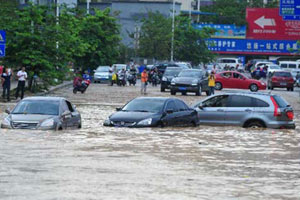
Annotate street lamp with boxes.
[87,0,90,14]
[170,0,175,62]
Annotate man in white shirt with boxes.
[15,66,27,100]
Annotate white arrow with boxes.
[254,16,276,29]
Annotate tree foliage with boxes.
[0,3,120,88]
[137,12,215,65]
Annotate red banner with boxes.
[246,8,300,40]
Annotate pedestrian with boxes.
[141,69,148,95]
[1,67,12,102]
[15,66,27,100]
[208,71,216,96]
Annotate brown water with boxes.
[1,104,300,200]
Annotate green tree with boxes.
[74,8,121,70]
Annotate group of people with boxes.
[0,66,27,102]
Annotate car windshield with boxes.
[96,67,110,72]
[179,71,202,78]
[176,63,189,69]
[12,100,59,115]
[274,72,292,77]
[269,65,280,69]
[122,98,166,113]
[164,69,181,76]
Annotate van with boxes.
[216,58,243,69]
[279,61,300,71]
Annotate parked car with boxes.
[112,64,127,72]
[266,64,282,75]
[153,62,190,75]
[216,57,243,70]
[192,93,295,129]
[103,97,199,127]
[215,71,267,92]
[94,66,110,83]
[170,69,210,96]
[268,71,294,91]
[279,61,300,71]
[1,97,81,130]
[161,67,183,92]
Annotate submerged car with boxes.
[192,93,295,129]
[161,67,183,92]
[1,97,81,130]
[104,97,199,127]
[94,66,110,83]
[170,69,210,96]
[215,71,266,92]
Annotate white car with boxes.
[216,58,243,70]
[94,66,110,83]
[266,64,282,74]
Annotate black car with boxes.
[170,69,209,96]
[103,97,199,127]
[161,67,183,92]
[154,62,190,75]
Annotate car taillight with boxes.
[286,111,294,120]
[270,96,282,117]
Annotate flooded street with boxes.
[1,84,300,199]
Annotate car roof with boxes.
[215,92,275,97]
[22,96,65,101]
[165,67,182,71]
[134,97,182,101]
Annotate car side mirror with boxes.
[166,109,173,114]
[198,103,204,110]
[116,107,122,111]
[62,110,71,118]
[5,108,10,114]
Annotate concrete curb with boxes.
[35,81,72,96]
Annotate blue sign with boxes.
[280,0,300,16]
[0,30,6,44]
[283,15,300,20]
[206,38,299,55]
[0,44,5,57]
[193,24,246,39]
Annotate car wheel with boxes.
[161,87,165,92]
[196,85,202,96]
[246,120,265,129]
[291,87,294,91]
[73,88,78,94]
[215,82,222,90]
[78,122,82,129]
[250,84,258,92]
[181,91,187,95]
[171,90,176,95]
[205,91,210,96]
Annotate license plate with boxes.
[280,82,287,86]
[179,87,186,90]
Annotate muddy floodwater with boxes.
[1,84,300,199]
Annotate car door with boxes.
[232,72,248,89]
[161,100,178,126]
[60,101,72,129]
[65,100,81,128]
[200,73,209,91]
[196,95,229,125]
[174,100,192,125]
[224,95,254,126]
[219,72,233,88]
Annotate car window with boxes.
[221,72,232,78]
[175,100,189,111]
[273,95,288,108]
[165,101,178,112]
[280,64,288,68]
[289,64,297,69]
[66,101,75,112]
[228,95,255,107]
[233,73,243,79]
[274,72,292,77]
[255,98,269,107]
[202,95,229,107]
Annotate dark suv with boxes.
[161,67,183,92]
[193,92,295,129]
[268,71,294,91]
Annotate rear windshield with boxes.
[273,95,288,108]
[274,72,292,77]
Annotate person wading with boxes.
[141,69,148,95]
[208,71,216,96]
[15,66,27,100]
[1,67,12,102]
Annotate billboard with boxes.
[280,0,300,16]
[193,24,246,39]
[246,8,300,40]
[207,38,299,55]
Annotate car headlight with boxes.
[192,80,198,86]
[1,117,11,128]
[137,118,152,126]
[261,82,265,85]
[40,119,54,127]
[171,81,176,85]
[162,77,167,81]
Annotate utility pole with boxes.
[56,0,59,49]
[170,0,175,62]
[197,0,200,22]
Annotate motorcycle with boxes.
[73,78,91,94]
[151,73,160,86]
[117,71,126,86]
[127,73,136,86]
